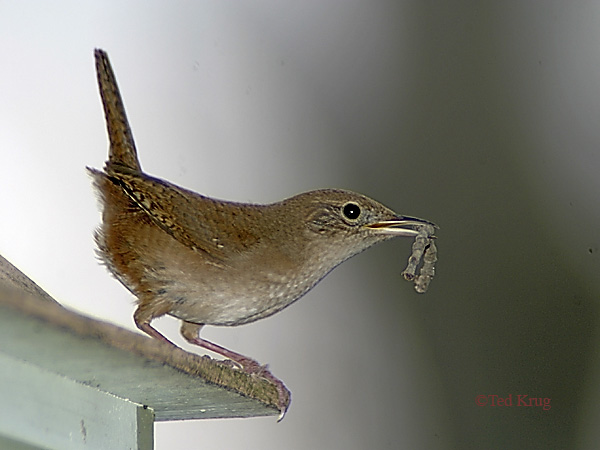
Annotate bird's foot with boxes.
[232,357,291,420]
[180,327,291,419]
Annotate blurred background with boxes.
[2,2,600,449]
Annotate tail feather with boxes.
[94,49,141,172]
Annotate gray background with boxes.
[2,2,600,449]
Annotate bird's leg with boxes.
[134,303,177,346]
[180,320,290,419]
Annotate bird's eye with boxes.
[342,202,361,220]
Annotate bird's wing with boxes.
[105,171,261,265]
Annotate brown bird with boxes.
[89,49,436,415]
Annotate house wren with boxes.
[89,49,436,416]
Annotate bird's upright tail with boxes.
[94,49,141,173]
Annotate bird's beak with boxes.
[365,216,437,237]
